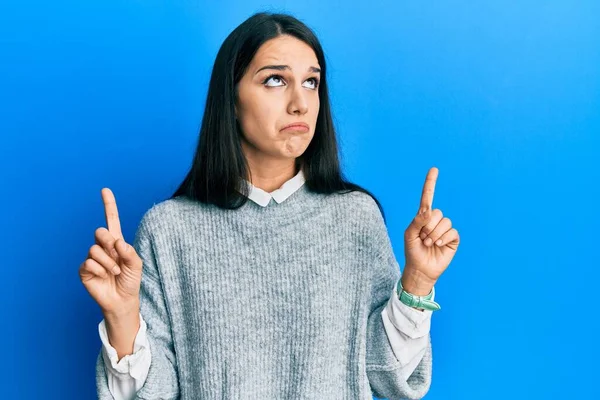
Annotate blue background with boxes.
[1,1,598,398]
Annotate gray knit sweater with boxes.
[95,184,432,399]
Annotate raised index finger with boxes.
[101,188,123,240]
[418,167,439,214]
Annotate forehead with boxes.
[251,35,319,68]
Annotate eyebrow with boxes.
[254,64,321,75]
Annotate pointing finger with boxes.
[418,167,438,215]
[405,208,433,241]
[101,188,123,240]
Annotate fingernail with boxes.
[436,239,442,246]
[425,238,433,246]
[120,241,128,252]
[420,232,427,240]
[112,265,121,275]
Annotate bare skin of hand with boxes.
[402,167,460,296]
[79,188,144,359]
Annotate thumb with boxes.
[115,238,141,270]
[405,209,432,241]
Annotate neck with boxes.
[245,159,300,193]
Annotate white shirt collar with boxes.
[237,168,306,207]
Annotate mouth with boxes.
[281,123,309,133]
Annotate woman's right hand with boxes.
[79,188,143,317]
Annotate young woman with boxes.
[80,11,460,400]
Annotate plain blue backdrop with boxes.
[1,1,598,399]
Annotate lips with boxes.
[281,122,309,132]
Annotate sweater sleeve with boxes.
[364,205,433,400]
[96,215,180,399]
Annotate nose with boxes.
[287,83,309,115]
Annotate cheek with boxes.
[241,97,281,135]
[311,95,320,118]
[239,112,269,142]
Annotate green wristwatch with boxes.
[396,279,441,311]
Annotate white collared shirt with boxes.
[237,167,307,206]
[99,169,433,400]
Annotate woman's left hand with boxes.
[402,167,460,295]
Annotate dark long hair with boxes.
[171,11,387,222]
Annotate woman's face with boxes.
[235,35,321,164]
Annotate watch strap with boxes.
[396,279,441,311]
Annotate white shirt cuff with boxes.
[98,312,151,381]
[383,279,433,339]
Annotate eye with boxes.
[303,77,320,90]
[263,74,285,87]
[262,74,320,90]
